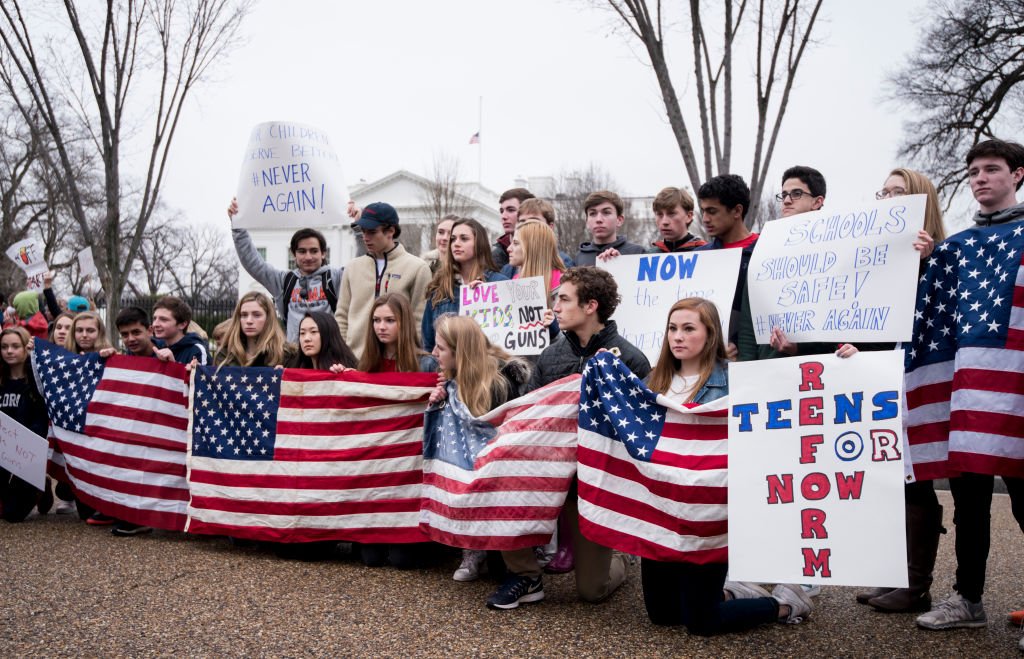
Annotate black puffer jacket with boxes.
[493,358,533,409]
[529,320,651,391]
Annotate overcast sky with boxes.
[158,0,943,232]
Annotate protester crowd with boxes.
[2,138,1023,651]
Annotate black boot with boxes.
[869,502,944,612]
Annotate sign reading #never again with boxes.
[598,250,742,364]
[233,121,349,229]
[747,195,926,344]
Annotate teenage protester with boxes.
[3,291,48,339]
[422,214,458,274]
[422,218,509,351]
[649,187,706,253]
[850,167,949,613]
[641,298,812,633]
[508,220,566,297]
[151,296,209,365]
[228,198,344,342]
[214,292,293,368]
[489,267,650,610]
[427,315,532,585]
[512,198,575,271]
[289,312,359,372]
[336,202,432,359]
[492,188,536,269]
[49,312,74,348]
[0,327,48,522]
[574,191,647,266]
[355,293,439,568]
[910,139,1024,642]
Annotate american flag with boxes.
[419,375,581,550]
[31,341,191,530]
[468,131,480,145]
[904,221,1024,480]
[577,354,728,564]
[185,366,437,543]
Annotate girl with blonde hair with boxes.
[64,311,112,355]
[508,220,566,302]
[215,291,292,367]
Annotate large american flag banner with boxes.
[32,341,191,530]
[185,366,436,543]
[577,354,728,564]
[419,374,581,550]
[904,221,1024,480]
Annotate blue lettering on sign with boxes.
[636,254,699,282]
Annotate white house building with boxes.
[235,169,502,296]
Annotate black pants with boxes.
[641,560,778,636]
[0,469,39,523]
[949,473,1024,602]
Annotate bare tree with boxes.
[0,0,249,328]
[417,152,475,255]
[128,211,184,296]
[165,224,238,300]
[889,0,1024,204]
[604,0,824,225]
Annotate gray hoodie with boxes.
[973,201,1024,226]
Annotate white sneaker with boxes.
[453,549,488,582]
[800,584,822,598]
[916,592,987,630]
[55,501,76,515]
[772,583,813,624]
[724,581,770,600]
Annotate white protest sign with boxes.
[459,276,550,355]
[233,121,348,229]
[5,238,48,291]
[747,195,925,344]
[728,351,908,587]
[598,250,743,364]
[78,247,98,278]
[0,411,49,490]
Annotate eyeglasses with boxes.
[875,187,907,200]
[775,190,813,202]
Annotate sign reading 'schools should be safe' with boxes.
[747,195,925,344]
[233,121,348,229]
[598,250,742,364]
[727,351,908,587]
[459,276,551,356]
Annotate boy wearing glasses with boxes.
[778,165,826,217]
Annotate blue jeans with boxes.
[641,559,778,636]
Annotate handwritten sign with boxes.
[78,247,98,279]
[747,195,925,344]
[727,351,908,587]
[597,250,742,364]
[0,411,49,490]
[5,237,48,291]
[233,121,349,229]
[459,276,550,355]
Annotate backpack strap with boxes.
[280,271,298,320]
[324,269,338,312]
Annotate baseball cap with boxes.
[352,202,400,235]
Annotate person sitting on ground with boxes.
[228,197,344,342]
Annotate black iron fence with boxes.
[120,295,237,336]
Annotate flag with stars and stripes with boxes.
[185,366,437,543]
[904,220,1024,480]
[31,341,191,530]
[577,354,729,564]
[419,374,582,550]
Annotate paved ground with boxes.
[2,491,1022,657]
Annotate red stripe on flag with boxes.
[577,480,727,537]
[72,489,185,531]
[474,445,576,468]
[578,445,727,505]
[906,421,951,446]
[906,380,952,409]
[420,526,552,551]
[660,421,729,441]
[188,468,422,490]
[87,402,188,431]
[190,495,421,516]
[578,516,727,565]
[65,464,189,501]
[949,451,1024,479]
[650,448,727,471]
[60,441,184,477]
[96,378,187,407]
[276,412,422,436]
[954,368,1024,395]
[950,409,1024,439]
[273,440,422,462]
[419,498,562,521]
[187,520,429,544]
[279,393,430,410]
[84,424,186,453]
[422,471,571,494]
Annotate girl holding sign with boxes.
[0,327,48,522]
[421,218,509,351]
[642,298,813,633]
[427,315,532,584]
[353,293,439,569]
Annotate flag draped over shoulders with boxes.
[904,221,1024,480]
[577,354,729,564]
[419,375,582,550]
[32,341,191,531]
[186,366,436,543]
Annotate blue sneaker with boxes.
[486,575,544,610]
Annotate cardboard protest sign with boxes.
[0,411,49,490]
[727,351,908,587]
[233,121,348,229]
[747,195,925,344]
[459,276,550,355]
[78,247,98,279]
[5,237,48,291]
[598,250,742,363]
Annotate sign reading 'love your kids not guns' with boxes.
[233,121,349,230]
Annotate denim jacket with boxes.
[691,361,729,405]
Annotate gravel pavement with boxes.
[2,491,1022,657]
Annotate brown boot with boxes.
[869,502,944,612]
[856,587,894,605]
